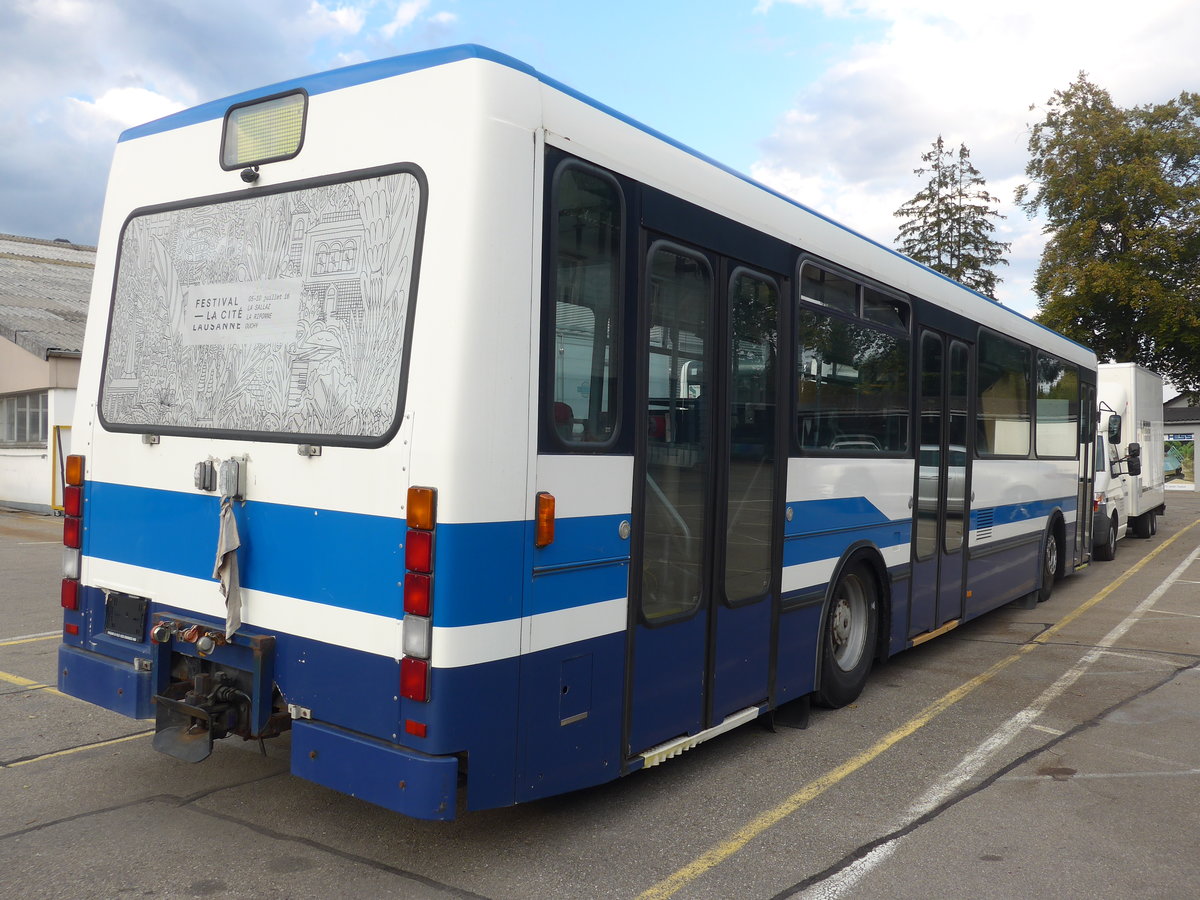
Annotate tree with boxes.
[1017,74,1200,390]
[894,136,1010,297]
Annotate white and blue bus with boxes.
[59,45,1097,820]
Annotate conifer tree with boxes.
[894,137,1010,297]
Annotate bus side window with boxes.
[547,161,624,448]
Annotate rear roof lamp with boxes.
[221,91,307,170]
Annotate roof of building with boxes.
[0,233,94,360]
[1165,405,1200,425]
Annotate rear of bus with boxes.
[58,48,542,820]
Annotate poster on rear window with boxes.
[182,280,302,345]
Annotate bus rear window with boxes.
[100,168,424,445]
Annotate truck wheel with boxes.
[1095,515,1117,561]
[1132,512,1152,539]
[1149,511,1158,536]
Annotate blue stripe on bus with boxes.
[83,481,625,628]
[970,494,1077,529]
[784,497,894,537]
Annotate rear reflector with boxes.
[405,530,433,573]
[63,516,82,549]
[400,656,430,702]
[405,719,428,738]
[64,485,83,517]
[404,572,431,617]
[64,623,80,636]
[61,578,79,610]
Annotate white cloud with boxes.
[752,0,1200,313]
[306,1,368,36]
[65,86,186,138]
[381,0,429,38]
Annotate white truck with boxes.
[1093,363,1167,560]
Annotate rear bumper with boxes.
[58,643,155,719]
[290,719,459,820]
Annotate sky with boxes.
[2,0,1197,318]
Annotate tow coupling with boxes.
[149,615,286,763]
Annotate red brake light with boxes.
[63,516,82,549]
[64,485,83,517]
[400,656,429,701]
[61,578,79,610]
[404,572,431,616]
[405,530,432,573]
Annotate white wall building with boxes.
[0,234,92,513]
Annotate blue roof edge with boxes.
[115,43,1083,356]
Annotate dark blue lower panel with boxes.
[58,643,155,719]
[515,631,625,803]
[774,601,822,705]
[290,719,459,820]
[966,537,1039,619]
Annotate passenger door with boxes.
[909,332,972,636]
[626,238,783,755]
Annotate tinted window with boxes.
[976,331,1031,457]
[548,163,623,446]
[1036,353,1079,458]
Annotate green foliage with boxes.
[894,136,1010,297]
[1018,74,1200,390]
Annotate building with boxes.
[1164,392,1198,493]
[0,234,93,512]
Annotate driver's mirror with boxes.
[1107,413,1122,445]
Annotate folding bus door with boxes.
[626,237,782,757]
[909,331,972,636]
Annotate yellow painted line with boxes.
[0,668,66,697]
[638,517,1200,900]
[0,634,60,647]
[4,731,154,768]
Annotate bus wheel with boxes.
[1038,526,1061,603]
[1095,515,1117,561]
[816,562,878,709]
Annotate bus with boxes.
[58,45,1097,820]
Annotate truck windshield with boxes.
[99,168,424,446]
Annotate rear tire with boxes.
[1149,511,1158,536]
[1132,512,1153,539]
[816,562,879,709]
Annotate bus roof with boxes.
[118,43,1093,361]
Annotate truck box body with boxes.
[1093,363,1166,558]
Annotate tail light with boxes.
[62,455,85,623]
[401,486,436,703]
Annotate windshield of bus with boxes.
[99,168,424,446]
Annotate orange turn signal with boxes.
[534,492,555,548]
[66,455,85,487]
[407,486,436,531]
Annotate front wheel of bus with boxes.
[816,562,878,709]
